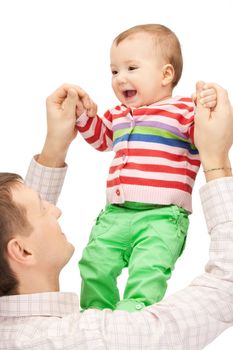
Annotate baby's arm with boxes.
[75,87,113,152]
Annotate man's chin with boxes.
[68,242,75,258]
[63,242,75,266]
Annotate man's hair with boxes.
[0,173,32,296]
[114,24,183,87]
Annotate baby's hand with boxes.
[83,95,98,118]
[76,87,97,118]
[192,82,217,109]
[199,83,217,108]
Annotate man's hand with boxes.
[38,84,82,167]
[194,81,233,180]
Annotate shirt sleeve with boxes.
[24,156,67,204]
[188,123,195,145]
[177,97,195,145]
[185,101,195,145]
[81,177,233,349]
[76,109,113,151]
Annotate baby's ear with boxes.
[161,64,175,86]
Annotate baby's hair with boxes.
[113,24,183,87]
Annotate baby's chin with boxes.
[125,103,142,108]
[120,97,144,108]
[123,100,147,108]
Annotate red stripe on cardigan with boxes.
[115,149,200,166]
[107,176,192,194]
[109,163,197,180]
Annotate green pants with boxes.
[79,202,189,312]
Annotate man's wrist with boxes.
[204,168,232,182]
[38,139,68,168]
[200,154,232,182]
[200,156,232,182]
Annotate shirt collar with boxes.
[0,292,79,317]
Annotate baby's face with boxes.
[110,32,166,108]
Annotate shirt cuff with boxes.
[199,176,233,233]
[24,156,67,204]
[76,111,89,127]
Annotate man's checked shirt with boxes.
[0,158,233,349]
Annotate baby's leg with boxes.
[79,204,130,310]
[116,205,189,311]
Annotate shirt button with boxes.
[116,189,120,196]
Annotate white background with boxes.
[0,0,233,348]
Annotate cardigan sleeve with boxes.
[76,109,113,151]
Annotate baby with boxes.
[76,24,216,312]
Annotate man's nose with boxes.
[55,206,62,218]
[50,203,62,218]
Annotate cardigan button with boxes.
[116,189,120,196]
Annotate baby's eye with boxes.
[111,70,118,75]
[128,66,137,71]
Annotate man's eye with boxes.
[128,66,137,71]
[111,70,118,75]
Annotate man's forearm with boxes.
[37,136,69,168]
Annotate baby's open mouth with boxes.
[123,90,137,98]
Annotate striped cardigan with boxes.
[76,96,200,212]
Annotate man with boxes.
[0,82,233,349]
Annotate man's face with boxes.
[12,183,74,274]
[110,32,165,108]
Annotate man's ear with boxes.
[161,64,175,86]
[7,238,35,266]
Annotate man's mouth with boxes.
[123,90,137,98]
